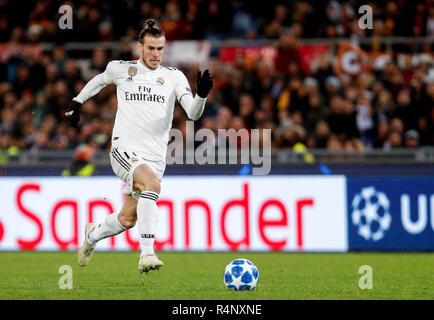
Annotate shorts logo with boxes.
[156,77,164,85]
[127,67,137,81]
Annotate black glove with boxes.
[65,100,81,128]
[196,69,213,98]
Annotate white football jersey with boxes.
[75,59,203,162]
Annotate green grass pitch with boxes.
[0,251,432,300]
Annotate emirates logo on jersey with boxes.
[125,91,166,103]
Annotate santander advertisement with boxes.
[0,176,347,252]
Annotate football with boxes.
[223,258,259,290]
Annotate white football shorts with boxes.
[109,147,165,200]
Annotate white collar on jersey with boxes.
[137,59,160,72]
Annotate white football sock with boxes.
[137,191,159,257]
[88,212,127,244]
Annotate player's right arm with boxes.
[65,61,117,128]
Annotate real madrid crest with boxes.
[127,66,137,81]
[128,66,137,77]
[156,77,164,85]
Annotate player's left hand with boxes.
[196,69,213,98]
[65,100,82,128]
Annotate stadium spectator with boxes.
[404,129,420,148]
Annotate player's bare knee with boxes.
[133,181,146,192]
[119,216,136,229]
[134,177,160,194]
[133,164,160,194]
[118,212,137,229]
[146,178,160,194]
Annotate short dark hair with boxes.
[138,19,165,43]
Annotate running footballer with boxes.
[65,19,213,274]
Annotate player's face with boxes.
[138,35,165,70]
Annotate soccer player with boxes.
[65,19,213,274]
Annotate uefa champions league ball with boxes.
[351,186,392,241]
[223,258,259,290]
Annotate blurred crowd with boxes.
[0,0,433,158]
[1,0,434,42]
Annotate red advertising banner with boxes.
[297,44,331,75]
[0,176,348,252]
[218,44,330,75]
[218,46,278,64]
[336,41,371,75]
